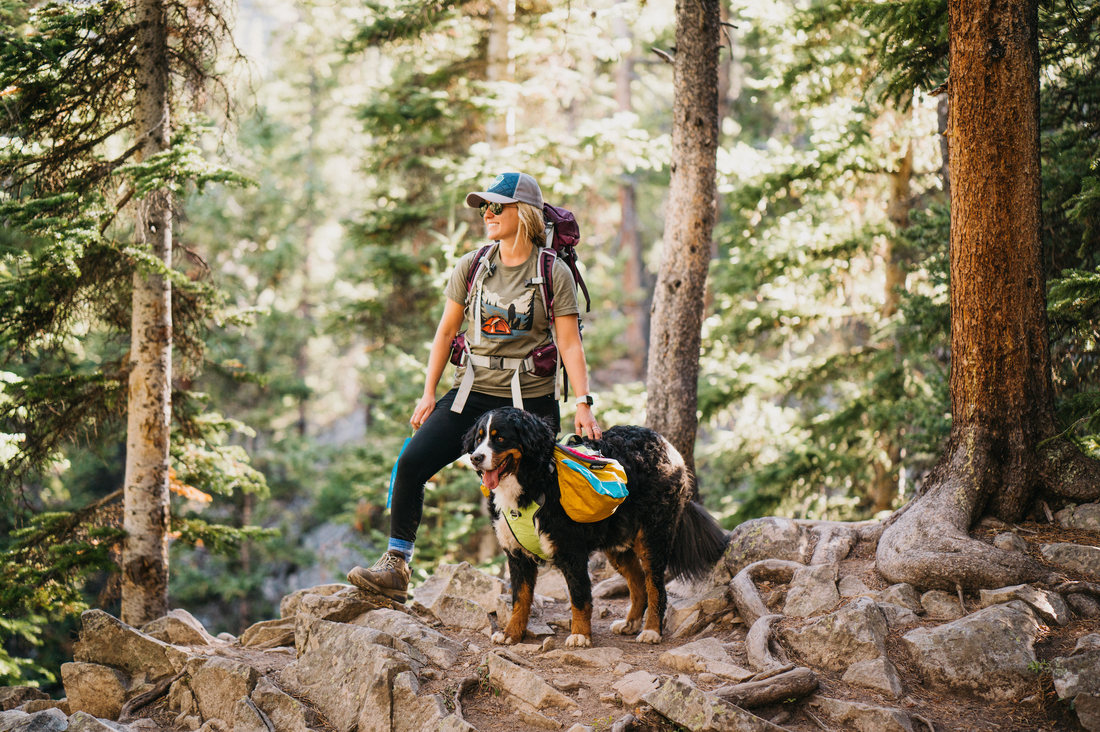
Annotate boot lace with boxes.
[371,552,403,571]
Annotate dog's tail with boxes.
[667,500,729,582]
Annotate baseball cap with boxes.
[465,172,544,209]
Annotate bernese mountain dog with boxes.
[464,407,729,648]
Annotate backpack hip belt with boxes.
[452,343,537,413]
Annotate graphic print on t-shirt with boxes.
[480,285,534,340]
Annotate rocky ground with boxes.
[7,509,1100,732]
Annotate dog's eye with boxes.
[494,436,503,443]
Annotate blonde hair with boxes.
[516,202,546,249]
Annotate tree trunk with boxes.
[486,0,512,150]
[645,0,720,478]
[122,0,172,626]
[876,0,1100,591]
[613,1,649,380]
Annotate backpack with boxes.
[553,437,628,522]
[448,203,588,413]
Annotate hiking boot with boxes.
[347,550,410,604]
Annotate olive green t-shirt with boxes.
[444,245,580,398]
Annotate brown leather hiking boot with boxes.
[347,550,410,603]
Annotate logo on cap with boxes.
[488,173,520,197]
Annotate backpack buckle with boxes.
[489,356,505,370]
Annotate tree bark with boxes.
[645,0,720,477]
[122,0,172,626]
[486,0,512,150]
[613,2,649,380]
[876,0,1100,591]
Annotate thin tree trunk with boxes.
[122,0,172,626]
[486,0,512,150]
[613,1,648,380]
[645,0,721,479]
[876,0,1100,591]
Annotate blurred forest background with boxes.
[2,0,1099,692]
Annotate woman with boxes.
[347,172,601,603]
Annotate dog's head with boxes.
[464,408,556,494]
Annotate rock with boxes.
[1069,593,1100,619]
[613,672,660,706]
[1076,694,1100,732]
[411,562,506,617]
[439,717,479,732]
[249,677,318,732]
[643,676,785,731]
[72,610,183,681]
[666,585,729,634]
[280,619,417,732]
[432,595,491,632]
[191,657,259,724]
[542,647,624,668]
[1075,634,1100,656]
[567,725,594,732]
[495,594,555,638]
[293,588,390,648]
[1051,650,1100,701]
[920,590,964,620]
[231,698,272,732]
[486,652,577,712]
[809,524,857,565]
[0,689,47,713]
[240,617,296,648]
[65,712,127,732]
[279,583,349,618]
[810,696,914,732]
[902,600,1041,702]
[61,662,128,720]
[1055,503,1100,531]
[659,639,753,681]
[978,584,1070,626]
[511,705,564,730]
[878,584,922,613]
[352,608,463,667]
[838,575,871,597]
[780,597,887,672]
[140,609,220,646]
[0,708,67,732]
[196,719,228,732]
[1041,543,1100,578]
[537,569,571,602]
[784,563,840,617]
[723,518,813,576]
[14,704,66,717]
[992,532,1029,553]
[391,671,450,732]
[877,602,921,629]
[593,576,630,599]
[841,658,904,698]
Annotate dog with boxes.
[464,407,729,648]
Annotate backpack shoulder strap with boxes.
[464,244,495,299]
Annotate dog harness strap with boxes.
[503,502,551,561]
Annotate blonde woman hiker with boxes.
[347,172,601,603]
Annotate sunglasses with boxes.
[478,202,514,217]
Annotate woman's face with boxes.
[484,203,519,242]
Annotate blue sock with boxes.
[387,538,414,564]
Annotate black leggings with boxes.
[388,388,561,544]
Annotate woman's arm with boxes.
[555,314,601,440]
[411,299,466,429]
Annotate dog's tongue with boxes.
[482,466,503,491]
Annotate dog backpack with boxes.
[449,203,589,412]
[553,437,628,523]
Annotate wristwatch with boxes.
[575,394,595,407]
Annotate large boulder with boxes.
[279,583,349,619]
[190,657,259,725]
[293,589,391,650]
[72,610,184,682]
[351,609,463,667]
[643,676,786,732]
[280,619,418,732]
[901,600,1041,702]
[411,563,507,631]
[780,597,887,672]
[141,609,220,647]
[391,672,450,732]
[723,518,814,577]
[249,677,318,732]
[61,663,128,720]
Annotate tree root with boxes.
[451,676,479,721]
[729,559,805,627]
[746,614,789,672]
[1038,437,1100,504]
[119,669,186,722]
[712,666,818,708]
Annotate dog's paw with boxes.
[610,618,642,635]
[491,631,516,645]
[565,634,592,648]
[636,629,661,645]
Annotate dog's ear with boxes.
[462,414,487,454]
[514,409,556,481]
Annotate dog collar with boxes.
[502,502,552,561]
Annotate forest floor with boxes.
[122,520,1099,732]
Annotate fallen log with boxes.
[712,666,818,708]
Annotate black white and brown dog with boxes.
[464,407,729,648]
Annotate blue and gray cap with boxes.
[465,172,543,210]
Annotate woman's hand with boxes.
[575,404,601,440]
[411,393,436,430]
